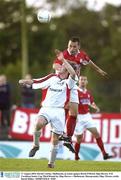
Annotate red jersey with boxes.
[78,88,94,114]
[54,49,90,66]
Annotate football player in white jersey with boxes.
[19,51,77,168]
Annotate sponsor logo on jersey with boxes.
[80,99,90,104]
[49,87,62,92]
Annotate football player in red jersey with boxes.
[53,37,107,76]
[74,76,113,160]
[53,37,108,152]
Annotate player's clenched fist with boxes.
[19,79,33,86]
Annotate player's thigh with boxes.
[35,107,51,129]
[83,113,96,129]
[87,127,100,138]
[74,116,85,135]
[51,108,65,135]
[34,115,47,130]
[69,102,78,115]
[69,88,79,116]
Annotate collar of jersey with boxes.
[79,87,87,92]
[56,74,65,80]
[67,49,80,56]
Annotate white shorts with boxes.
[74,113,96,135]
[70,87,79,104]
[38,107,65,135]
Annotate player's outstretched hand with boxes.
[98,69,109,78]
[96,107,100,113]
[19,79,33,86]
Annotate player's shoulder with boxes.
[86,89,93,96]
[77,87,83,94]
[78,88,91,94]
[49,73,59,78]
[42,73,57,80]
[63,49,68,53]
[79,50,88,56]
[62,49,69,56]
[79,50,90,62]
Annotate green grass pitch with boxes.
[0,158,121,171]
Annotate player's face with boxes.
[79,76,88,88]
[58,64,69,79]
[68,41,80,55]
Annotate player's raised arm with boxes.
[19,79,33,86]
[55,49,76,79]
[89,60,108,78]
[53,62,62,72]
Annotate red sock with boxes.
[96,137,106,155]
[75,142,80,155]
[65,109,69,121]
[66,115,77,137]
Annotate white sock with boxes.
[33,130,41,147]
[48,145,59,165]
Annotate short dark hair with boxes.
[70,36,80,45]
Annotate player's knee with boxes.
[35,116,47,130]
[69,106,78,116]
[94,132,100,139]
[92,130,100,138]
[77,134,83,143]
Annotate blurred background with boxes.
[0,0,121,161]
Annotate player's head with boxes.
[67,36,80,55]
[58,65,69,79]
[25,74,32,80]
[0,74,7,85]
[79,76,88,88]
[58,62,77,79]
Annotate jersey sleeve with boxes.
[32,74,55,89]
[80,51,91,65]
[90,93,94,104]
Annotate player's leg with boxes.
[29,115,47,157]
[60,88,78,141]
[66,102,78,138]
[48,108,65,168]
[48,132,59,168]
[74,134,83,160]
[58,87,78,144]
[59,102,78,153]
[88,127,113,160]
[74,115,85,160]
[61,102,78,153]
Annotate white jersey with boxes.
[32,74,76,108]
